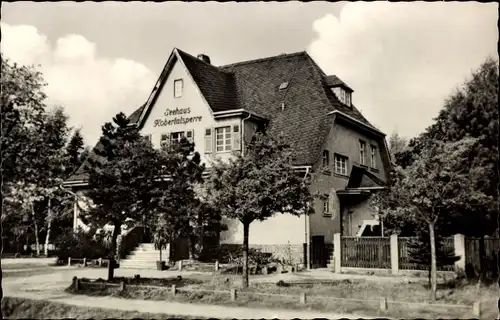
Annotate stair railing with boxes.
[117,225,144,262]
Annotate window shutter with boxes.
[186,130,194,144]
[204,127,213,153]
[232,124,241,151]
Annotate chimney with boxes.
[197,54,211,64]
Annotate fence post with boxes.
[120,281,125,292]
[300,292,307,304]
[178,260,183,271]
[215,260,219,272]
[98,258,102,267]
[379,297,387,311]
[472,301,480,317]
[68,257,71,267]
[334,233,341,273]
[390,234,399,275]
[83,257,87,267]
[171,284,177,296]
[230,289,237,301]
[454,234,466,274]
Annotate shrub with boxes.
[204,245,276,265]
[54,227,111,262]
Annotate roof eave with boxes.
[328,110,385,137]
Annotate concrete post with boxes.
[379,297,387,310]
[390,234,399,275]
[83,257,87,267]
[178,260,183,271]
[472,301,480,317]
[215,260,219,271]
[230,289,237,301]
[98,258,103,267]
[454,234,466,274]
[171,284,177,296]
[68,257,71,266]
[300,292,307,304]
[333,233,341,273]
[120,281,125,291]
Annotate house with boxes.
[64,48,391,268]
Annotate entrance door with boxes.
[311,235,326,268]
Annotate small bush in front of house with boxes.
[54,227,111,262]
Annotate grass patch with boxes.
[68,275,498,318]
[1,296,220,319]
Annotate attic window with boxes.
[279,82,289,90]
[331,87,351,107]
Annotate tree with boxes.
[396,58,499,282]
[388,132,409,163]
[83,112,159,280]
[147,137,223,261]
[372,138,489,300]
[204,132,313,287]
[65,129,85,176]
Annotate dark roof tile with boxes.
[66,49,384,183]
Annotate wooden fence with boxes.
[398,237,455,272]
[72,277,483,317]
[465,237,500,275]
[341,236,391,269]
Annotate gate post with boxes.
[334,233,341,273]
[390,234,399,275]
[454,234,466,274]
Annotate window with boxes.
[323,196,330,216]
[174,79,183,98]
[346,92,351,106]
[322,150,329,168]
[143,134,152,143]
[371,145,377,168]
[170,131,185,144]
[359,140,366,165]
[215,126,232,152]
[334,154,348,175]
[331,87,351,107]
[279,82,289,90]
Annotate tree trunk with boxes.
[188,235,195,260]
[242,222,250,288]
[429,221,437,301]
[32,203,40,256]
[44,198,52,256]
[108,223,121,281]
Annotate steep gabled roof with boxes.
[176,49,240,113]
[66,48,387,184]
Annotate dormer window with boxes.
[331,87,352,107]
[325,75,353,107]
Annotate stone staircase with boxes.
[326,247,335,270]
[119,243,166,269]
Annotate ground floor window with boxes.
[215,126,232,152]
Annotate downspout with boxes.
[302,166,312,270]
[241,112,252,157]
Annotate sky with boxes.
[2,2,498,147]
